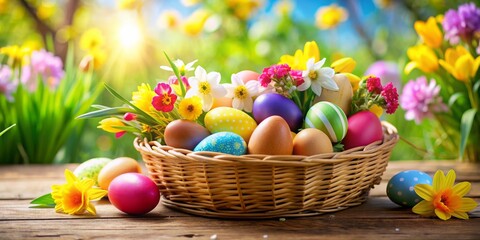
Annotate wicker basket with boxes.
[135,121,398,219]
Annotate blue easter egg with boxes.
[194,132,247,156]
[387,170,432,207]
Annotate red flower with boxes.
[152,83,177,112]
[381,82,399,114]
[290,70,304,86]
[366,76,383,94]
[123,112,137,121]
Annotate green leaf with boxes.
[474,80,480,95]
[30,193,55,208]
[460,108,477,159]
[448,92,467,107]
[0,124,16,137]
[76,107,134,119]
[164,52,186,97]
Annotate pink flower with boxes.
[381,83,399,114]
[290,70,304,86]
[366,76,383,94]
[123,112,137,121]
[259,64,292,87]
[400,77,447,123]
[168,75,190,88]
[21,49,64,91]
[152,83,177,112]
[0,65,17,102]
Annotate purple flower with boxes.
[0,65,17,102]
[365,61,401,89]
[400,76,448,124]
[21,49,64,91]
[443,2,480,44]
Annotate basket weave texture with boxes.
[135,121,399,219]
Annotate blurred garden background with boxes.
[0,0,478,164]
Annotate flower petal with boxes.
[433,170,446,192]
[64,169,78,183]
[452,182,471,197]
[86,202,97,215]
[207,72,221,85]
[451,211,469,220]
[211,85,227,98]
[434,208,451,220]
[89,188,108,200]
[412,200,434,215]
[195,66,207,81]
[231,73,243,86]
[159,66,173,72]
[457,198,478,212]
[444,169,456,189]
[414,184,434,201]
[245,81,259,96]
[243,97,253,112]
[202,94,213,111]
[311,82,323,96]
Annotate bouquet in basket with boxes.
[80,41,399,156]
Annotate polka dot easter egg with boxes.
[194,132,247,156]
[304,101,348,142]
[204,107,257,142]
[387,170,432,207]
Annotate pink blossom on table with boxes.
[259,64,291,87]
[366,76,383,94]
[400,76,448,124]
[168,75,190,88]
[381,82,399,114]
[21,49,64,92]
[0,65,17,102]
[364,61,401,89]
[123,112,137,121]
[152,83,177,112]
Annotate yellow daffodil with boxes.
[315,4,348,30]
[279,41,320,70]
[80,28,105,52]
[227,0,262,20]
[413,169,478,220]
[439,46,480,82]
[178,96,203,121]
[414,17,443,49]
[0,45,32,66]
[182,9,210,36]
[157,10,181,30]
[344,72,361,92]
[51,169,107,215]
[131,83,156,114]
[331,57,356,73]
[404,45,439,74]
[98,118,126,133]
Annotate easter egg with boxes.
[248,116,293,155]
[73,157,111,186]
[343,111,383,149]
[98,157,142,190]
[252,93,303,131]
[204,107,257,142]
[237,70,260,83]
[304,101,348,142]
[164,120,210,150]
[293,128,333,156]
[194,132,247,155]
[387,170,432,207]
[108,173,160,215]
[314,74,353,115]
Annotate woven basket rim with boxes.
[134,121,398,165]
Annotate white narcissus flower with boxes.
[299,57,338,96]
[160,59,198,75]
[225,74,260,112]
[186,66,227,111]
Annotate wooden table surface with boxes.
[1,161,479,239]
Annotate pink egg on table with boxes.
[108,173,160,215]
[343,111,383,149]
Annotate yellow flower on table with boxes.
[439,46,480,82]
[279,41,320,70]
[413,169,478,220]
[178,96,203,121]
[51,169,107,215]
[414,17,443,49]
[315,4,348,30]
[404,45,439,74]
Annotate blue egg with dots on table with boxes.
[387,170,432,207]
[194,132,247,156]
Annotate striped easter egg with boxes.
[304,101,348,142]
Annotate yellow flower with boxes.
[226,0,262,20]
[413,170,478,220]
[439,46,480,82]
[0,45,32,66]
[37,2,56,20]
[279,41,320,70]
[98,118,126,133]
[157,10,181,30]
[182,9,210,36]
[404,45,439,74]
[80,28,105,52]
[179,96,203,121]
[315,4,348,30]
[369,104,383,117]
[331,57,356,73]
[414,17,443,49]
[344,72,361,92]
[118,0,142,10]
[51,169,107,215]
[131,83,156,114]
